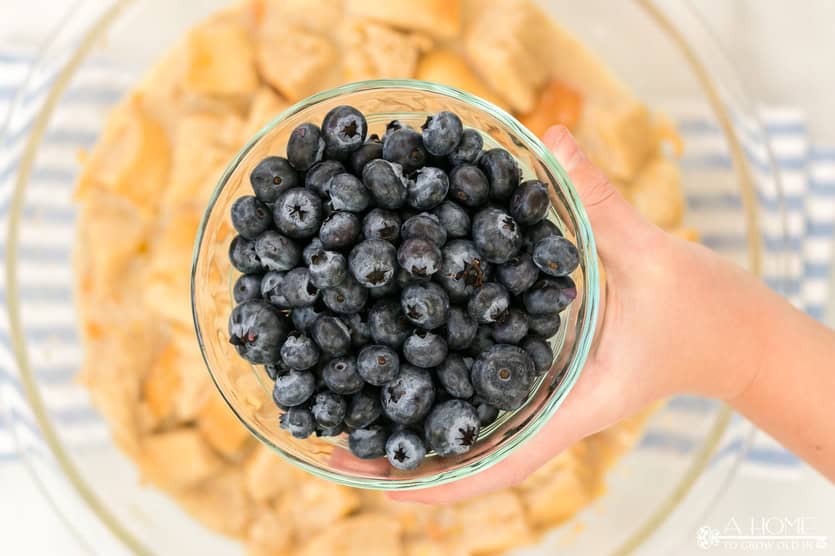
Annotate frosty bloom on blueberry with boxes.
[227,105,580,470]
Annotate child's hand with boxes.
[389,125,828,504]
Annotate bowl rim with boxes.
[190,78,601,490]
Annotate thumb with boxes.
[543,125,650,262]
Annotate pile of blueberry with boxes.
[227,105,579,470]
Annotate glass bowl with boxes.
[191,80,600,490]
[0,1,788,554]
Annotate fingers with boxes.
[543,126,651,262]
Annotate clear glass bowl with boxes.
[0,1,789,554]
[191,80,600,489]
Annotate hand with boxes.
[390,125,760,504]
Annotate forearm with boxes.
[731,291,835,480]
[665,236,835,480]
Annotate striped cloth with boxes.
[0,51,833,479]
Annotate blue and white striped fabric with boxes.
[0,51,833,480]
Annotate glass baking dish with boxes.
[0,0,788,554]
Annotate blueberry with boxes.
[344,312,371,346]
[368,278,399,299]
[362,208,401,242]
[362,159,408,209]
[321,105,367,159]
[437,239,491,302]
[496,253,539,295]
[521,335,554,375]
[368,299,412,349]
[467,324,495,357]
[266,361,287,381]
[291,301,327,332]
[319,211,361,249]
[509,180,549,225]
[287,123,325,171]
[273,188,324,239]
[323,274,368,314]
[349,135,383,175]
[472,207,522,264]
[344,388,383,429]
[432,201,471,239]
[229,235,262,273]
[322,355,365,395]
[479,148,520,201]
[316,423,346,438]
[311,390,347,429]
[421,111,463,156]
[305,160,345,197]
[424,399,480,457]
[445,306,478,350]
[255,230,302,272]
[280,331,320,370]
[302,237,325,264]
[402,329,448,368]
[261,271,290,308]
[279,406,316,439]
[348,424,388,459]
[467,282,510,323]
[449,164,489,208]
[356,344,400,386]
[231,195,273,239]
[348,239,398,288]
[523,276,576,315]
[397,238,442,278]
[279,267,319,307]
[326,172,370,212]
[382,127,427,173]
[448,128,483,166]
[492,308,528,344]
[233,273,263,303]
[436,354,474,398]
[401,281,450,330]
[380,366,435,425]
[471,344,535,410]
[532,236,579,277]
[228,300,287,364]
[250,156,299,204]
[385,430,426,470]
[308,249,348,289]
[311,315,352,356]
[272,370,316,407]
[407,166,449,210]
[523,219,562,251]
[527,311,561,338]
[400,212,447,247]
[473,399,499,426]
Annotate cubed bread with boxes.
[256,24,336,102]
[296,514,403,556]
[345,0,461,39]
[520,79,583,137]
[576,100,654,182]
[184,21,259,97]
[416,49,507,110]
[627,156,685,230]
[439,491,533,554]
[342,20,432,81]
[176,468,255,537]
[197,391,254,458]
[242,86,289,140]
[139,428,223,490]
[465,0,553,112]
[76,96,170,212]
